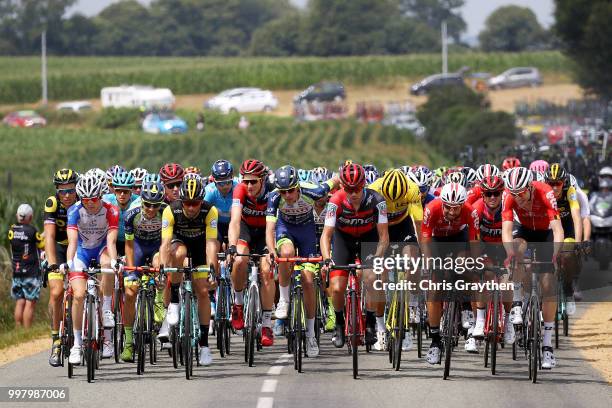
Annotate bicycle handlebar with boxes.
[275,256,323,263]
[330,263,373,270]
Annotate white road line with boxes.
[256,397,274,408]
[267,365,283,375]
[261,379,278,393]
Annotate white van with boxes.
[100,85,175,109]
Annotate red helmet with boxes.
[159,163,185,183]
[340,163,365,188]
[240,159,266,177]
[502,157,521,170]
[481,175,504,192]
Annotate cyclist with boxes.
[265,165,338,357]
[159,163,185,203]
[407,168,435,207]
[467,163,500,205]
[421,183,480,364]
[544,164,582,315]
[320,163,389,349]
[106,165,126,193]
[472,175,516,346]
[568,174,591,300]
[120,181,166,362]
[44,168,78,367]
[66,174,120,364]
[502,167,564,370]
[160,177,219,366]
[502,157,521,171]
[103,171,139,257]
[228,159,276,346]
[129,167,148,195]
[204,160,237,246]
[369,169,422,351]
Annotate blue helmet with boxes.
[275,165,299,190]
[112,170,135,188]
[212,159,233,180]
[143,173,161,184]
[140,181,164,204]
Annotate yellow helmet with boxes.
[381,169,409,202]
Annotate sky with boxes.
[68,0,555,41]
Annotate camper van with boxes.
[100,85,175,109]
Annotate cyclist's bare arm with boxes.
[265,219,278,258]
[44,223,57,265]
[375,222,389,258]
[502,220,515,256]
[66,228,78,267]
[206,238,218,268]
[571,206,583,242]
[550,219,564,257]
[159,236,172,267]
[106,229,118,261]
[413,220,422,244]
[228,206,242,248]
[320,225,334,261]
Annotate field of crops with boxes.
[0,52,569,104]
[0,114,447,241]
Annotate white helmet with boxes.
[130,167,148,186]
[506,167,533,193]
[87,168,106,182]
[440,183,467,205]
[76,173,103,198]
[569,174,578,188]
[445,171,465,187]
[400,165,411,175]
[476,164,500,181]
[407,169,432,192]
[17,203,33,222]
[599,166,612,177]
[534,171,545,182]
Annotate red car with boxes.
[2,110,47,128]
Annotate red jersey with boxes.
[472,198,502,242]
[232,181,274,229]
[324,188,388,237]
[501,181,559,231]
[422,199,479,240]
[466,185,482,205]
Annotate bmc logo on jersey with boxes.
[338,216,374,225]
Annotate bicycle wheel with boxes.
[183,292,193,379]
[443,299,456,380]
[554,305,560,349]
[86,296,95,383]
[224,319,231,355]
[563,311,569,337]
[218,320,225,358]
[246,286,258,367]
[393,289,405,371]
[417,305,423,359]
[135,294,145,375]
[491,292,500,375]
[113,287,123,363]
[64,295,74,378]
[171,326,178,369]
[530,300,539,383]
[295,287,303,372]
[350,290,359,379]
[148,295,156,366]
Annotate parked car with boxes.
[205,88,278,114]
[294,82,345,103]
[56,101,93,113]
[488,67,542,90]
[382,114,426,137]
[2,110,47,128]
[409,73,465,96]
[142,112,187,134]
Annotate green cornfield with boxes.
[0,51,569,104]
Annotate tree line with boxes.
[0,0,553,57]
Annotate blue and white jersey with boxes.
[103,193,139,241]
[204,180,238,225]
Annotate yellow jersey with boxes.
[368,178,423,225]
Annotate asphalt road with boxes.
[1,259,610,408]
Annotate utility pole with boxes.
[41,30,48,106]
[441,21,448,74]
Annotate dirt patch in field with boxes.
[0,336,48,367]
[570,302,612,383]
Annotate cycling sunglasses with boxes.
[343,185,362,194]
[165,181,182,189]
[483,191,502,198]
[114,188,132,195]
[57,188,76,195]
[215,179,233,186]
[81,197,100,204]
[182,200,202,208]
[548,181,564,187]
[279,187,298,195]
[243,179,260,185]
[442,203,462,211]
[142,201,161,209]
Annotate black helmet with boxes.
[140,181,164,204]
[274,165,299,190]
[53,168,78,185]
[179,178,205,201]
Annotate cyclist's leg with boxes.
[48,243,66,362]
[293,222,319,350]
[275,218,295,320]
[69,252,89,359]
[231,220,251,307]
[329,229,352,347]
[166,240,187,325]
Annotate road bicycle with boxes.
[482,264,511,375]
[213,253,233,358]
